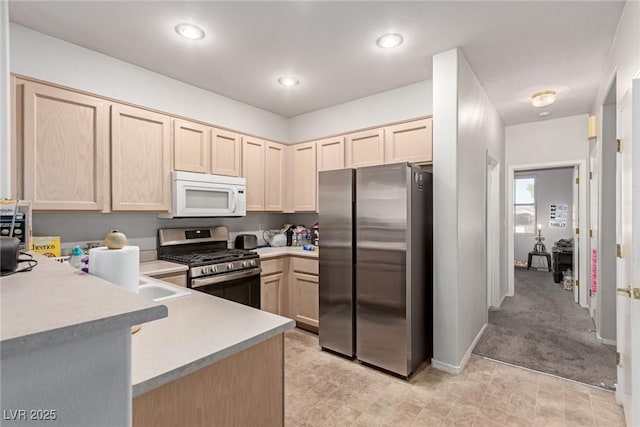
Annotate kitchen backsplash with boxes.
[33,212,319,254]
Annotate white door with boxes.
[573,166,580,304]
[631,77,640,427]
[615,80,636,425]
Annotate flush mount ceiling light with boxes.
[175,23,205,40]
[278,76,299,87]
[376,33,404,49]
[531,90,557,108]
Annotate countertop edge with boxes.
[1,304,168,360]
[139,261,189,276]
[256,248,318,259]
[132,318,295,397]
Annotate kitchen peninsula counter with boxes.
[1,253,167,359]
[131,279,295,426]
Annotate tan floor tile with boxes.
[481,391,511,412]
[505,394,536,420]
[533,414,565,427]
[282,330,625,427]
[447,401,481,423]
[323,405,362,427]
[564,406,595,426]
[424,399,454,417]
[502,413,534,427]
[412,408,446,426]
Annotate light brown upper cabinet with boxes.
[241,137,266,211]
[316,136,345,172]
[291,141,317,212]
[173,119,210,174]
[345,128,385,168]
[265,141,286,211]
[21,81,109,210]
[385,118,433,164]
[111,104,171,211]
[211,128,241,177]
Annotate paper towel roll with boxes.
[89,246,140,293]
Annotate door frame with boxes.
[507,159,588,308]
[486,155,501,308]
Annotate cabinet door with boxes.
[23,82,108,211]
[265,141,285,211]
[261,273,284,315]
[292,141,317,212]
[241,137,265,211]
[211,128,241,177]
[385,118,433,164]
[173,119,210,173]
[345,128,385,168]
[111,104,171,211]
[291,272,319,329]
[316,136,345,172]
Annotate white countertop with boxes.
[131,280,295,397]
[256,246,318,259]
[1,254,167,360]
[139,260,188,276]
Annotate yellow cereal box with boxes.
[30,236,61,258]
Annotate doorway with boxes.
[474,162,617,389]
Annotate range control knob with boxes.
[241,261,248,268]
[202,266,210,274]
[227,263,234,271]
[250,260,257,267]
[211,265,218,273]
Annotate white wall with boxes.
[432,48,505,373]
[288,80,432,142]
[9,24,289,143]
[514,168,574,262]
[506,115,589,166]
[1,2,10,198]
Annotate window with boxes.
[514,176,535,234]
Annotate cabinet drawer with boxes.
[291,257,318,275]
[261,257,285,276]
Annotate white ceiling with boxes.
[8,1,625,125]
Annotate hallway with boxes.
[473,268,616,389]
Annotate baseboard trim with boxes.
[499,293,508,306]
[596,333,616,346]
[432,323,488,375]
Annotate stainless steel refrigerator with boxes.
[319,163,433,378]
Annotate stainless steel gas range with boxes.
[157,226,261,308]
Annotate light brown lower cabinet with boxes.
[290,272,319,332]
[261,272,285,315]
[133,334,284,427]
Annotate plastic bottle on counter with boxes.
[69,246,84,269]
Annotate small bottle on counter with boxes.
[68,246,84,269]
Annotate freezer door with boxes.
[319,169,355,357]
[356,163,409,376]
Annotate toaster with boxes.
[235,234,258,250]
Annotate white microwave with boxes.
[159,171,247,218]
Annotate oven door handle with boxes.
[191,268,262,288]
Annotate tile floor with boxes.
[284,329,625,427]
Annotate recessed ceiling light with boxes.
[531,90,557,108]
[539,111,551,117]
[175,23,205,40]
[278,76,299,87]
[376,33,404,49]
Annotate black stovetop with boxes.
[159,249,258,266]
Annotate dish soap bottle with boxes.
[69,246,84,269]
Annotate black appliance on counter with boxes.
[158,227,261,308]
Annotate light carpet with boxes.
[473,268,616,390]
